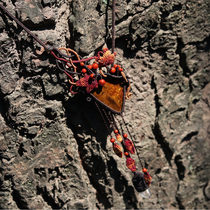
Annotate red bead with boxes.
[110,67,116,74]
[99,79,105,86]
[118,67,123,72]
[87,64,92,69]
[143,168,147,173]
[123,133,128,138]
[110,138,115,143]
[114,64,118,69]
[92,63,99,70]
[124,152,129,156]
[80,62,85,66]
[82,68,87,73]
[114,129,118,134]
[90,74,95,78]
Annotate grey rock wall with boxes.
[0,0,210,209]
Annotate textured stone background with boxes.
[0,0,210,209]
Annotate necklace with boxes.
[0,1,152,198]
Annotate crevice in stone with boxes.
[155,168,161,174]
[170,107,186,115]
[12,186,29,209]
[76,141,112,209]
[176,38,191,77]
[36,185,60,209]
[203,182,210,201]
[107,157,138,209]
[174,155,185,180]
[17,142,26,157]
[176,195,185,210]
[151,75,161,117]
[45,107,57,120]
[0,92,8,124]
[152,122,174,166]
[181,131,198,142]
[197,34,210,52]
[187,34,210,52]
[41,0,56,7]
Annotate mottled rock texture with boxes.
[0,0,210,209]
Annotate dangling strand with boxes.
[120,113,144,170]
[95,102,123,158]
[112,0,116,54]
[110,1,152,197]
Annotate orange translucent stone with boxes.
[91,76,125,114]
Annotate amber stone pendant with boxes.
[91,75,126,114]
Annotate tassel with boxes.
[126,157,136,172]
[132,171,148,192]
[113,143,123,158]
[124,138,135,154]
[132,171,151,198]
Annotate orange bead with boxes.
[87,64,92,69]
[123,133,128,138]
[114,129,118,134]
[114,64,118,69]
[118,67,123,72]
[82,68,87,73]
[124,152,129,156]
[110,67,116,74]
[99,79,105,86]
[143,168,147,173]
[92,63,99,70]
[80,62,85,66]
[90,74,95,78]
[110,138,115,143]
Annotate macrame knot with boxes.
[96,47,117,67]
[76,74,98,93]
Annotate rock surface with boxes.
[0,0,210,209]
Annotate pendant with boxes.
[0,2,152,197]
[91,75,125,114]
